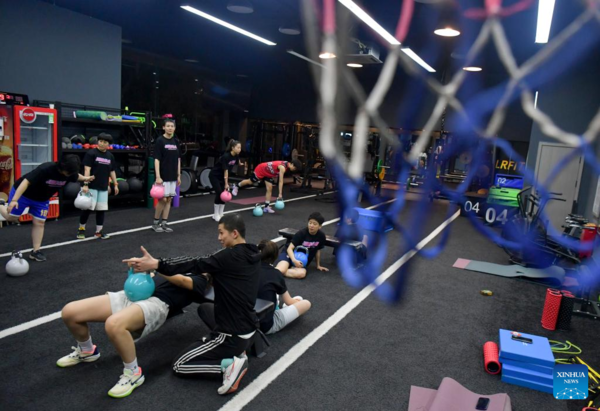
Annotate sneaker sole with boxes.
[77,236,85,240]
[225,369,247,394]
[57,353,101,368]
[29,255,46,262]
[151,228,164,233]
[108,375,145,399]
[96,236,111,240]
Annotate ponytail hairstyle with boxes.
[226,139,241,153]
[258,239,280,264]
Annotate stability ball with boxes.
[123,268,155,302]
[74,191,93,210]
[253,205,264,217]
[6,251,29,277]
[293,246,309,267]
[274,199,285,210]
[150,184,164,199]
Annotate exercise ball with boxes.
[6,251,29,277]
[123,268,155,302]
[220,190,232,203]
[74,191,93,210]
[274,199,285,210]
[117,179,129,194]
[64,182,81,199]
[293,246,309,267]
[150,184,164,199]
[127,177,143,193]
[253,205,263,217]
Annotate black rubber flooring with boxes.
[0,185,598,411]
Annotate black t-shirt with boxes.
[152,273,209,318]
[211,152,239,178]
[15,162,78,202]
[83,149,116,191]
[157,243,261,335]
[154,135,181,181]
[291,227,326,264]
[257,263,287,333]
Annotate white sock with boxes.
[96,225,103,233]
[77,336,94,352]
[124,358,139,373]
[213,204,220,220]
[218,204,225,217]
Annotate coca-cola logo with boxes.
[20,109,37,124]
[0,156,12,170]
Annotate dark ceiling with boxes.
[37,0,595,81]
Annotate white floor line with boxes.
[219,209,461,411]
[0,197,393,340]
[0,192,332,258]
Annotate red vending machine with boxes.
[0,92,60,222]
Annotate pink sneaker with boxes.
[263,206,275,214]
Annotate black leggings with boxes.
[79,210,105,227]
[209,172,225,205]
[172,332,251,376]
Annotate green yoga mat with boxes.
[453,258,565,286]
[74,110,107,121]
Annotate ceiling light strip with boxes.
[338,0,400,45]
[535,0,555,43]
[401,48,436,72]
[287,50,325,68]
[181,5,276,46]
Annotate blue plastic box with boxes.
[500,358,554,375]
[499,329,555,368]
[501,373,553,394]
[355,208,393,233]
[502,363,554,385]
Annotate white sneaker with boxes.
[231,185,239,196]
[217,356,248,395]
[57,345,101,367]
[108,367,145,398]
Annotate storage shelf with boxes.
[21,162,43,166]
[61,118,145,128]
[62,149,147,154]
[21,126,48,130]
[20,144,49,147]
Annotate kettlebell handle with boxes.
[295,246,308,254]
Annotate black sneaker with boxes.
[77,227,85,239]
[30,250,47,262]
[95,231,110,240]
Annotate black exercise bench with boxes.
[202,288,274,358]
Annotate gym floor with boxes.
[0,186,597,411]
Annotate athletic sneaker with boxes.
[95,231,110,240]
[151,224,164,233]
[231,185,239,196]
[263,206,275,214]
[29,250,47,262]
[161,222,173,233]
[56,345,101,367]
[108,367,145,398]
[77,227,85,239]
[218,356,248,395]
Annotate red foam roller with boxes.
[483,341,501,375]
[541,288,562,330]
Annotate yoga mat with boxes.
[230,195,267,205]
[484,341,501,375]
[541,288,562,330]
[453,259,565,286]
[74,110,107,121]
[408,378,512,411]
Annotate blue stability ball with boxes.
[294,246,309,267]
[253,205,264,217]
[274,199,285,210]
[123,268,155,302]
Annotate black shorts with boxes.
[250,172,275,185]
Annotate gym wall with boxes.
[525,50,600,220]
[0,0,121,108]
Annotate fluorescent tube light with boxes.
[181,5,276,46]
[347,63,363,68]
[462,66,482,72]
[401,48,436,72]
[338,0,400,45]
[535,0,555,43]
[434,28,460,37]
